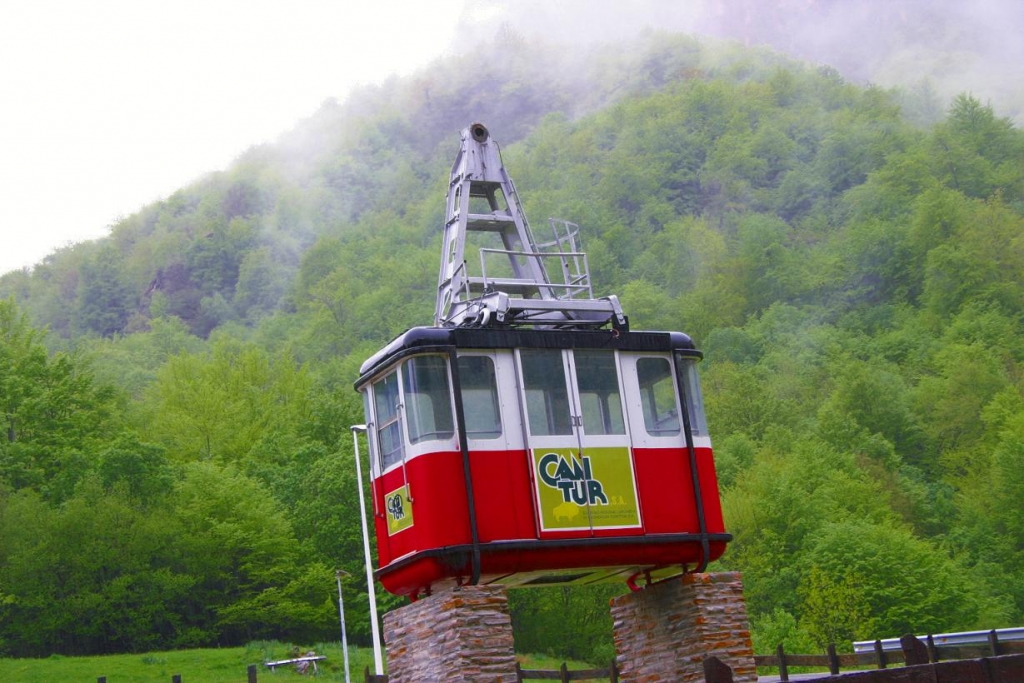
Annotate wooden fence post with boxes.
[874,639,886,669]
[703,655,735,683]
[560,661,570,683]
[926,634,938,662]
[989,629,1001,657]
[97,678,106,683]
[776,643,789,682]
[247,663,258,682]
[827,643,839,675]
[901,634,929,666]
[609,657,619,683]
[172,676,182,683]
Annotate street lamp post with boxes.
[335,569,351,683]
[351,424,384,676]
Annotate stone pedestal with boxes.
[382,585,517,682]
[610,572,756,682]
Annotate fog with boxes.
[3,0,1020,277]
[457,0,1024,123]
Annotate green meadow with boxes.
[0,642,372,683]
[0,642,598,682]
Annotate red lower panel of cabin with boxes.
[372,446,729,598]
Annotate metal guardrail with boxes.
[478,247,593,300]
[854,627,1024,653]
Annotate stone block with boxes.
[382,585,517,682]
[610,572,756,682]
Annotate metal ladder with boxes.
[433,123,625,329]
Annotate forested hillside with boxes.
[2,30,1024,661]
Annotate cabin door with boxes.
[517,348,642,535]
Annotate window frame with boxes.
[401,355,456,445]
[372,369,405,473]
[456,353,504,441]
[635,356,682,438]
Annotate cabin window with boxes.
[676,356,709,436]
[636,358,681,437]
[457,355,502,439]
[373,370,404,470]
[520,349,573,436]
[402,356,455,444]
[574,350,625,435]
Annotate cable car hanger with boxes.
[435,122,626,331]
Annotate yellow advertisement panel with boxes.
[532,446,640,531]
[384,485,414,536]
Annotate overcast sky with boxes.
[3,1,1021,277]
[0,0,469,275]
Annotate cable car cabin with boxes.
[355,326,729,598]
[354,123,730,598]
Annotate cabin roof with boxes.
[356,326,698,389]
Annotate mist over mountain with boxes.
[457,0,1024,123]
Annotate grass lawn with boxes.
[0,641,377,683]
[516,652,609,671]
[0,642,598,682]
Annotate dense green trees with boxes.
[0,299,121,498]
[0,302,350,655]
[1,30,1024,662]
[0,465,334,655]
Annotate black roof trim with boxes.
[356,326,700,388]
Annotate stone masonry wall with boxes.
[610,572,756,682]
[382,584,517,682]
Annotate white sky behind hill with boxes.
[0,0,468,275]
[2,0,1021,277]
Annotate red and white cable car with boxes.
[355,124,730,599]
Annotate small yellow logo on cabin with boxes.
[385,486,414,536]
